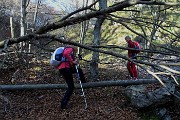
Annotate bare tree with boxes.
[19,0,29,51]
[90,0,107,81]
[10,13,15,38]
[78,0,89,55]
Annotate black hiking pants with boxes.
[59,67,86,109]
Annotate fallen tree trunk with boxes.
[0,79,162,90]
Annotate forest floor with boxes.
[0,60,179,120]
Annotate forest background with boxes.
[0,0,180,120]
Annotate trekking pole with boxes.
[75,65,88,109]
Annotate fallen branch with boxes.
[0,79,165,90]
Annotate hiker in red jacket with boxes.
[125,36,138,79]
[57,45,86,109]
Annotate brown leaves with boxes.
[0,60,179,119]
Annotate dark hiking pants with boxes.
[59,67,86,109]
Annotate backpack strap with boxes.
[62,47,75,66]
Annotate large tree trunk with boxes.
[90,0,107,81]
[20,0,27,37]
[20,0,27,51]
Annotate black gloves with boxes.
[78,54,82,60]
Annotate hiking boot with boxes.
[60,99,68,110]
[133,77,138,80]
[126,75,132,79]
[61,105,67,110]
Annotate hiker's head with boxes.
[125,36,131,42]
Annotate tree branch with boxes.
[59,0,99,21]
[35,1,135,34]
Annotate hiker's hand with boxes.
[72,60,78,65]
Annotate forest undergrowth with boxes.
[0,59,179,120]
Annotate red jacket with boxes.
[57,47,75,69]
[127,40,136,58]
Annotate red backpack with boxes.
[133,42,141,53]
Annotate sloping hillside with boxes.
[0,61,179,120]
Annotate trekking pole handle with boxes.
[78,54,82,60]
